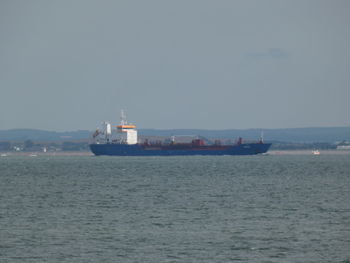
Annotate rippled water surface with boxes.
[1,155,350,262]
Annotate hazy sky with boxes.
[1,0,349,131]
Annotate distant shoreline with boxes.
[268,150,350,155]
[1,126,350,143]
[0,151,94,156]
[1,150,350,156]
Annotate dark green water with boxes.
[0,155,349,263]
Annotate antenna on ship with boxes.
[260,130,264,144]
[120,109,127,125]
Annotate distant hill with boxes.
[1,127,350,143]
[0,129,91,141]
[141,127,350,143]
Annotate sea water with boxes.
[0,155,349,263]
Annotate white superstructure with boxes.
[92,110,138,144]
[116,110,138,145]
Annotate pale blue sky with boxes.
[1,0,349,131]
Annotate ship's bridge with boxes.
[116,111,138,144]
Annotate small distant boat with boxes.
[29,154,37,157]
[1,154,7,157]
[312,150,320,155]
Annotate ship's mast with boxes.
[120,109,127,125]
[260,130,264,143]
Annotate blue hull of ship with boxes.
[89,143,271,156]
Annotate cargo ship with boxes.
[89,111,271,156]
